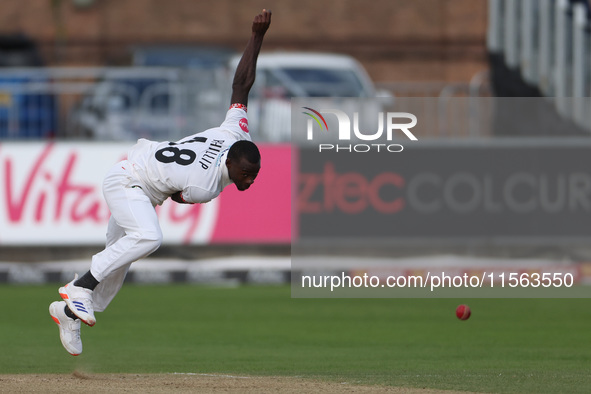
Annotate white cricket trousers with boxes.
[90,160,163,312]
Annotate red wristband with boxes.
[230,103,247,112]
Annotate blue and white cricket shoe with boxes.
[49,301,82,356]
[59,274,96,327]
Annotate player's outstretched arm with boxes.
[230,9,272,107]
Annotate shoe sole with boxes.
[49,303,81,356]
[59,287,96,327]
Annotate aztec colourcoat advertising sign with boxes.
[297,139,591,243]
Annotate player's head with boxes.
[226,140,261,191]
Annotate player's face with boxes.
[227,157,260,191]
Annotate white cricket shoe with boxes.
[59,274,96,327]
[49,301,82,356]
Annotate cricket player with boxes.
[49,9,272,356]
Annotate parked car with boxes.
[69,46,238,141]
[70,67,228,141]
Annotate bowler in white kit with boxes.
[49,9,272,356]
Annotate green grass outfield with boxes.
[2,284,590,393]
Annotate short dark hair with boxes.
[228,140,261,164]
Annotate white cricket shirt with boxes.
[127,107,251,205]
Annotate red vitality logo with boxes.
[302,107,418,153]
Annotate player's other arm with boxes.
[230,9,272,107]
[171,191,190,204]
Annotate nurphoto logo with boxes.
[302,106,418,153]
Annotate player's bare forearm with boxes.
[230,9,272,106]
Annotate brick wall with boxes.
[0,0,488,82]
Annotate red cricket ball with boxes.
[456,304,471,320]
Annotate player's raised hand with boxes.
[252,9,272,35]
[231,8,271,106]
